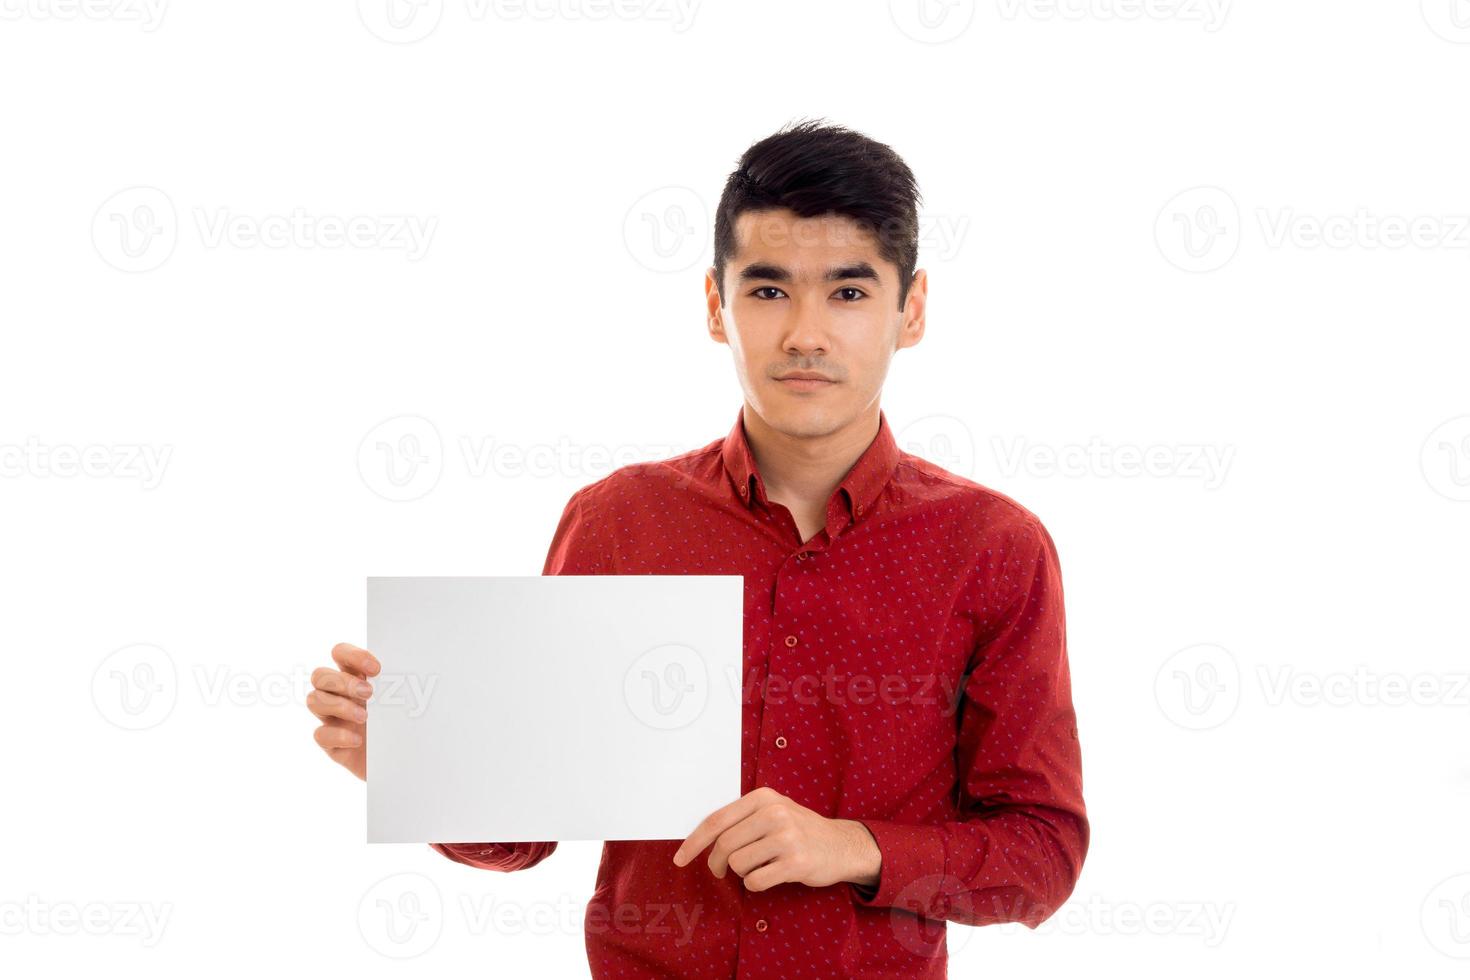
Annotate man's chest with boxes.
[601,498,986,811]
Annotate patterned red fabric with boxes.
[432,405,1088,978]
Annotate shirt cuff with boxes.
[847,819,947,913]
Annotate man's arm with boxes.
[848,516,1089,927]
[430,840,558,871]
[427,486,608,872]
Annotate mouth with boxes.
[776,375,837,392]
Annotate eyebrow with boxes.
[736,261,882,285]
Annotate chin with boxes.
[760,399,845,437]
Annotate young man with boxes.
[307,119,1089,978]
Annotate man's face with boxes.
[706,208,926,438]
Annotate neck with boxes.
[741,401,881,508]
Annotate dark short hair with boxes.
[713,118,923,311]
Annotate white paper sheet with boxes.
[365,575,743,844]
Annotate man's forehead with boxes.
[733,208,879,254]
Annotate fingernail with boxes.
[356,683,373,698]
[354,707,368,722]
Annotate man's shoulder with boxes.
[564,437,725,512]
[894,451,1049,545]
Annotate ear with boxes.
[706,266,728,344]
[896,268,927,350]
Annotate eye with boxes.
[835,287,867,302]
[751,286,786,300]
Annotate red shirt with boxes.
[431,406,1088,978]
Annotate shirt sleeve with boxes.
[848,516,1089,927]
[429,486,609,872]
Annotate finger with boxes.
[673,787,776,867]
[306,689,368,724]
[707,812,775,877]
[741,859,793,893]
[311,667,373,701]
[724,835,785,880]
[674,801,747,867]
[313,721,363,750]
[331,642,381,679]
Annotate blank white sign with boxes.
[365,575,743,844]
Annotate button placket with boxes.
[755,630,801,800]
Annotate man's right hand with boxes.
[307,642,380,781]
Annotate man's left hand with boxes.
[672,786,881,892]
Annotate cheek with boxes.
[844,345,891,388]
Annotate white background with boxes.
[2,1,1468,976]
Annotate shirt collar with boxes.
[721,404,899,526]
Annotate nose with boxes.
[780,298,833,358]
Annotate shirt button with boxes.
[784,635,798,647]
[774,735,787,748]
[755,918,768,932]
[796,551,807,561]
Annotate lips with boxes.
[776,374,837,392]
